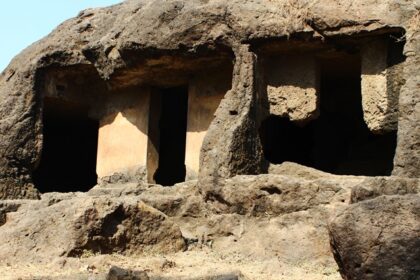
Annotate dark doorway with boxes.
[259,116,313,167]
[153,86,189,186]
[33,98,99,192]
[259,54,397,176]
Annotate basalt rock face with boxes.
[350,176,420,203]
[0,0,418,198]
[0,166,419,279]
[0,0,419,279]
[0,169,347,279]
[392,12,420,178]
[329,195,420,280]
[0,196,186,262]
[325,12,420,279]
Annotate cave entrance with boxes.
[260,54,397,176]
[33,98,99,192]
[149,86,189,186]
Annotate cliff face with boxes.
[0,2,419,279]
[0,0,418,198]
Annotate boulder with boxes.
[87,181,204,218]
[204,174,350,216]
[0,196,185,262]
[107,266,149,280]
[329,195,420,280]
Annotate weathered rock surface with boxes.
[329,195,420,280]
[0,0,418,198]
[0,168,354,279]
[393,12,420,178]
[107,266,150,280]
[204,174,349,216]
[88,181,204,218]
[360,38,402,133]
[2,164,419,279]
[42,267,243,280]
[0,200,21,226]
[265,55,319,122]
[0,196,185,262]
[27,267,243,280]
[150,273,244,280]
[0,1,418,278]
[350,177,420,203]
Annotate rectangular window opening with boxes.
[260,53,397,176]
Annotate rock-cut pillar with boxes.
[199,45,264,185]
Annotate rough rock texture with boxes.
[350,176,420,203]
[0,0,418,198]
[393,11,420,178]
[59,267,243,280]
[265,55,318,122]
[107,266,150,280]
[204,174,348,216]
[200,45,264,182]
[0,164,355,279]
[0,0,419,279]
[0,196,185,262]
[361,39,397,132]
[99,166,148,186]
[31,266,243,280]
[2,164,420,279]
[6,163,417,279]
[329,195,420,280]
[0,201,21,226]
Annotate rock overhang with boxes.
[0,0,408,78]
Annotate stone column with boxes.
[361,39,399,133]
[393,19,420,177]
[199,45,264,185]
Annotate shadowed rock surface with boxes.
[329,195,420,280]
[0,196,185,262]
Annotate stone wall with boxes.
[185,66,232,179]
[96,88,150,182]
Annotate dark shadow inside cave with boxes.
[153,86,189,186]
[260,54,397,176]
[33,98,99,192]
